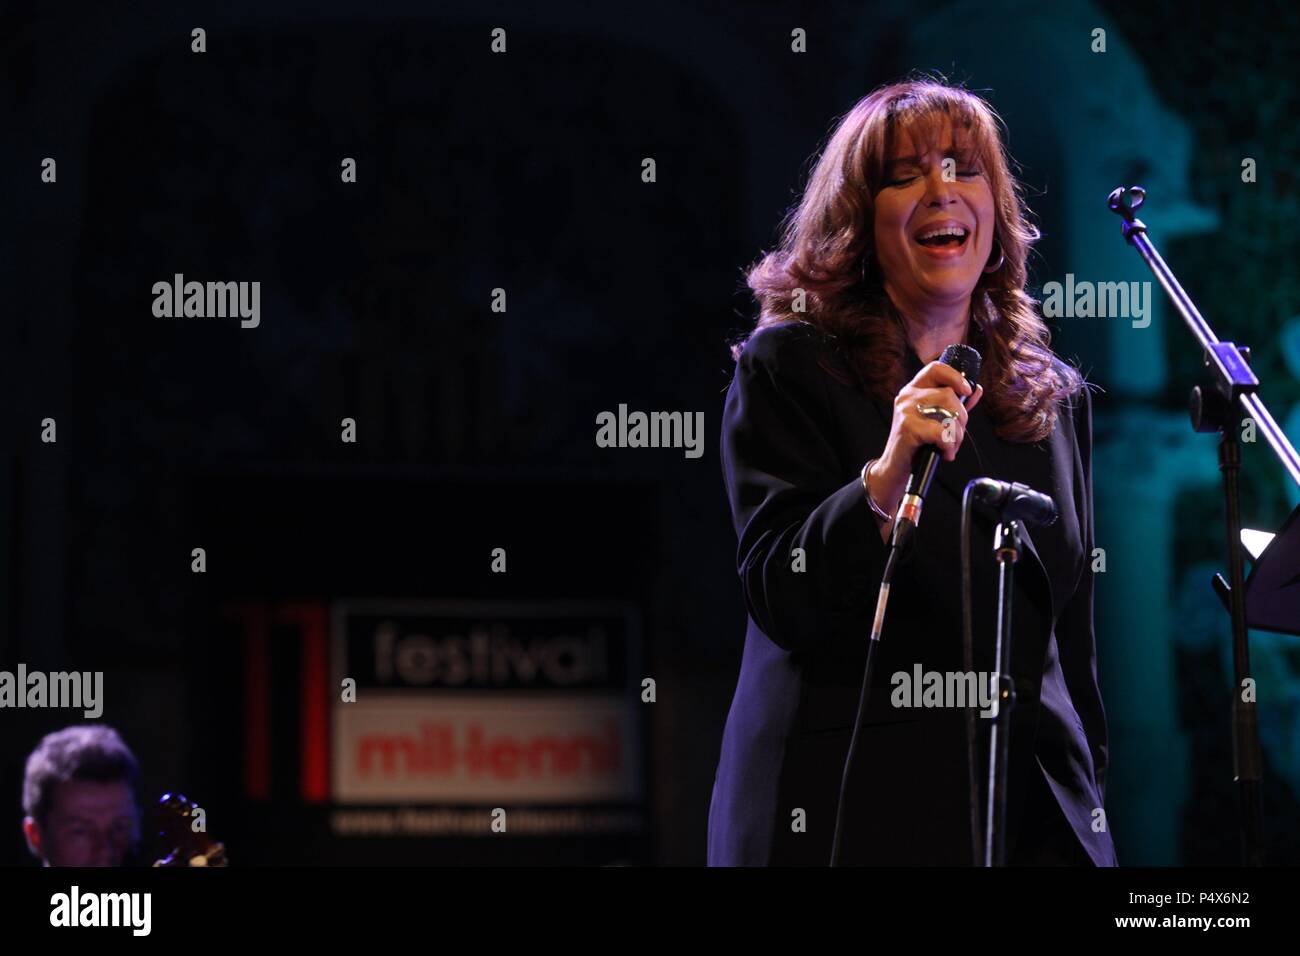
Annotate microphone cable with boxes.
[961,481,981,866]
[829,541,902,865]
[829,488,982,867]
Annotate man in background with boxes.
[21,725,140,866]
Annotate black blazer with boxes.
[708,320,1115,866]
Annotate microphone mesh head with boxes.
[939,343,982,387]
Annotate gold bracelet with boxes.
[861,459,894,522]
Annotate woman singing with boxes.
[708,77,1116,866]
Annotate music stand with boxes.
[1213,503,1300,638]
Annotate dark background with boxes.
[4,0,1300,866]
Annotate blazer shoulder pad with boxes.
[736,320,833,377]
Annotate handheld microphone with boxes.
[969,478,1058,527]
[889,343,982,554]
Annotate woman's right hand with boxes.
[865,361,983,527]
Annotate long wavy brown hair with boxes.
[732,76,1083,443]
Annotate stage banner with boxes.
[328,600,645,840]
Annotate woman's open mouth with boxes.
[913,224,970,259]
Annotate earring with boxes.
[983,241,1005,274]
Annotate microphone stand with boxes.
[985,518,1020,866]
[1108,186,1300,866]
